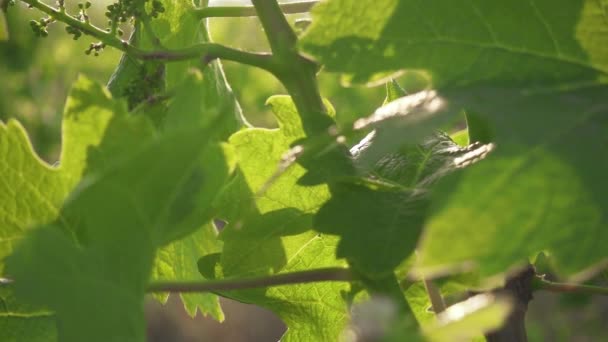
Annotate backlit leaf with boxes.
[209,96,352,341]
[6,127,231,341]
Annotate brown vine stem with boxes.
[423,278,446,314]
[194,0,318,19]
[146,267,353,293]
[19,0,277,72]
[414,251,446,314]
[485,266,535,342]
[533,277,608,296]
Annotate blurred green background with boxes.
[0,0,384,163]
[1,1,607,341]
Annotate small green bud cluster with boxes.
[85,41,106,56]
[23,0,167,56]
[77,1,91,23]
[65,25,82,40]
[29,17,53,37]
[106,0,139,25]
[124,62,165,109]
[105,0,164,26]
[55,0,65,11]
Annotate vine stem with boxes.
[147,267,353,293]
[194,0,317,19]
[533,277,608,296]
[250,0,298,58]
[19,0,277,72]
[251,0,333,135]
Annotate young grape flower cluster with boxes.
[105,0,165,26]
[20,0,167,56]
[85,41,106,56]
[77,1,91,22]
[123,62,165,109]
[29,17,53,37]
[65,25,82,40]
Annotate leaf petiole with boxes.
[533,277,608,297]
[147,267,353,293]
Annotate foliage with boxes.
[1,0,607,341]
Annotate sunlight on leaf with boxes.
[301,0,608,87]
[352,90,459,170]
[424,294,512,342]
[416,86,608,279]
[210,96,351,341]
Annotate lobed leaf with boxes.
[208,96,352,341]
[0,76,153,274]
[6,125,232,341]
[416,86,608,279]
[318,131,491,277]
[0,75,160,339]
[301,0,608,87]
[130,0,245,318]
[302,0,608,281]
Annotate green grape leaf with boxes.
[0,76,153,274]
[348,291,509,342]
[422,294,512,342]
[218,211,350,341]
[6,124,232,342]
[0,76,156,339]
[302,0,608,281]
[106,28,142,99]
[384,78,407,105]
[383,293,510,342]
[403,275,482,326]
[0,77,153,338]
[450,129,469,147]
[208,96,352,341]
[404,282,436,325]
[0,284,56,342]
[228,95,331,214]
[152,0,245,134]
[318,126,494,276]
[301,0,608,87]
[164,67,242,140]
[351,90,460,170]
[315,183,426,276]
[465,111,494,145]
[356,132,476,189]
[148,136,235,320]
[0,120,64,272]
[130,0,244,318]
[416,86,608,279]
[152,223,224,319]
